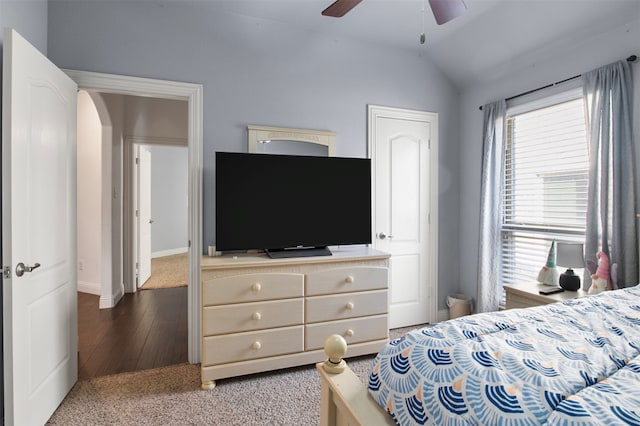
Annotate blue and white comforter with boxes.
[368,285,640,425]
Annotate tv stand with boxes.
[266,246,332,259]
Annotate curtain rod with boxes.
[478,54,638,111]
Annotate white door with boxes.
[2,28,78,425]
[369,105,439,328]
[136,145,152,287]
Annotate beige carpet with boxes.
[47,360,372,426]
[141,253,188,289]
[47,326,419,425]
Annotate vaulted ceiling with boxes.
[214,0,640,89]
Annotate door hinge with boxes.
[136,209,139,218]
[3,266,11,279]
[135,157,140,165]
[135,262,139,271]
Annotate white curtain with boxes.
[583,60,638,289]
[476,100,506,312]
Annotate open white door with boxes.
[136,145,152,287]
[2,29,78,425]
[369,105,439,328]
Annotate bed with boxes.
[317,284,640,425]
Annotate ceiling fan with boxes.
[322,0,467,25]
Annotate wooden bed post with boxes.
[316,335,395,426]
[321,334,348,374]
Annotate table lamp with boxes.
[556,242,584,291]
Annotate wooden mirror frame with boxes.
[248,125,336,156]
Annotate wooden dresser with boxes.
[200,247,390,389]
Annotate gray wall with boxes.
[2,0,637,324]
[457,16,640,307]
[149,145,188,254]
[1,1,48,55]
[0,0,635,377]
[47,1,462,309]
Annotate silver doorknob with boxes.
[15,262,41,277]
[378,232,394,240]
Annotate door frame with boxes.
[129,137,188,291]
[133,143,152,289]
[64,69,203,364]
[367,104,439,325]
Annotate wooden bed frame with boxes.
[318,285,640,425]
[316,335,394,426]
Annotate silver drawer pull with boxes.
[252,312,262,321]
[251,341,262,350]
[345,302,354,310]
[251,282,262,292]
[345,275,355,284]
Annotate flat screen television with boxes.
[215,152,371,258]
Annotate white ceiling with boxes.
[213,0,640,89]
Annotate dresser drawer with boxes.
[203,326,304,366]
[306,290,387,323]
[203,273,304,305]
[505,292,539,309]
[203,299,304,335]
[305,267,388,296]
[505,288,554,309]
[305,315,388,350]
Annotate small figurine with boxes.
[537,240,559,286]
[587,251,617,294]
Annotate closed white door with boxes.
[369,105,438,328]
[2,28,78,425]
[136,145,152,287]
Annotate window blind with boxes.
[501,94,588,287]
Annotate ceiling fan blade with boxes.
[428,0,467,25]
[322,0,363,17]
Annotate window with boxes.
[500,88,589,287]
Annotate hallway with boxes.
[77,287,188,379]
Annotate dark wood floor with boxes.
[77,287,188,380]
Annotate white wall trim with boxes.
[99,284,124,310]
[85,91,114,314]
[437,309,450,323]
[77,281,101,296]
[152,247,189,258]
[64,69,203,364]
[126,135,187,147]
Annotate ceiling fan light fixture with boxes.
[420,0,426,45]
[428,0,467,25]
[322,0,363,17]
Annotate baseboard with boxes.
[99,284,124,309]
[437,308,450,323]
[152,247,188,258]
[78,280,101,296]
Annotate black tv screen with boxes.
[215,152,371,257]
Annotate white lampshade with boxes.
[556,242,584,269]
